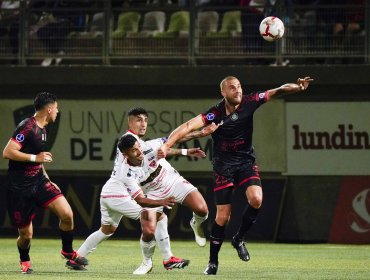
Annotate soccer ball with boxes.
[259,16,285,42]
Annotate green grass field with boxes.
[0,238,369,279]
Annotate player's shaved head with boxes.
[220,76,238,91]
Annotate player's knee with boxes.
[101,225,116,235]
[199,205,208,217]
[59,210,73,225]
[249,197,262,209]
[215,213,230,226]
[142,231,155,241]
[142,226,156,238]
[19,231,33,241]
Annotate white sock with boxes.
[193,212,208,225]
[77,229,112,257]
[140,238,155,265]
[154,215,172,261]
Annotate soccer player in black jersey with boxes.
[158,76,313,275]
[2,92,88,273]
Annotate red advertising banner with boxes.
[329,177,370,244]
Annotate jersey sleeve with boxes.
[121,176,143,199]
[245,91,269,110]
[201,105,223,126]
[11,119,32,149]
[145,138,165,151]
[118,162,143,199]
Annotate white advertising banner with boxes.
[0,99,284,172]
[286,102,370,175]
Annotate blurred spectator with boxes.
[317,0,364,39]
[0,0,20,63]
[33,0,91,66]
[240,0,268,51]
[317,0,365,63]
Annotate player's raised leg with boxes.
[183,190,208,247]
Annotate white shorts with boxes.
[100,196,142,227]
[144,176,197,212]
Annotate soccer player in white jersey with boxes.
[77,108,212,274]
[117,133,209,271]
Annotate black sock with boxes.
[234,205,259,241]
[18,244,31,262]
[209,222,225,265]
[60,229,74,253]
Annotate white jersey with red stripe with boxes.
[100,130,166,197]
[119,139,196,203]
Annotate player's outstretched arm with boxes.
[268,77,314,99]
[166,147,206,158]
[158,115,204,158]
[177,122,219,143]
[135,194,176,208]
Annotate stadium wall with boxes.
[0,65,369,243]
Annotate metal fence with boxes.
[0,1,368,66]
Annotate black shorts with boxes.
[213,162,261,205]
[6,176,63,228]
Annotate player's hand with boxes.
[157,144,168,159]
[162,196,176,208]
[201,122,220,137]
[297,77,314,91]
[187,147,206,158]
[37,152,53,163]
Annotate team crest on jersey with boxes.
[149,161,157,168]
[206,113,215,121]
[231,113,238,121]
[259,92,266,99]
[15,133,25,142]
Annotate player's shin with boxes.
[154,215,173,261]
[18,244,31,262]
[140,238,156,265]
[193,212,208,224]
[233,204,259,241]
[77,229,112,257]
[209,222,225,264]
[60,229,74,253]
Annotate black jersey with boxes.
[201,91,269,167]
[7,117,47,189]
